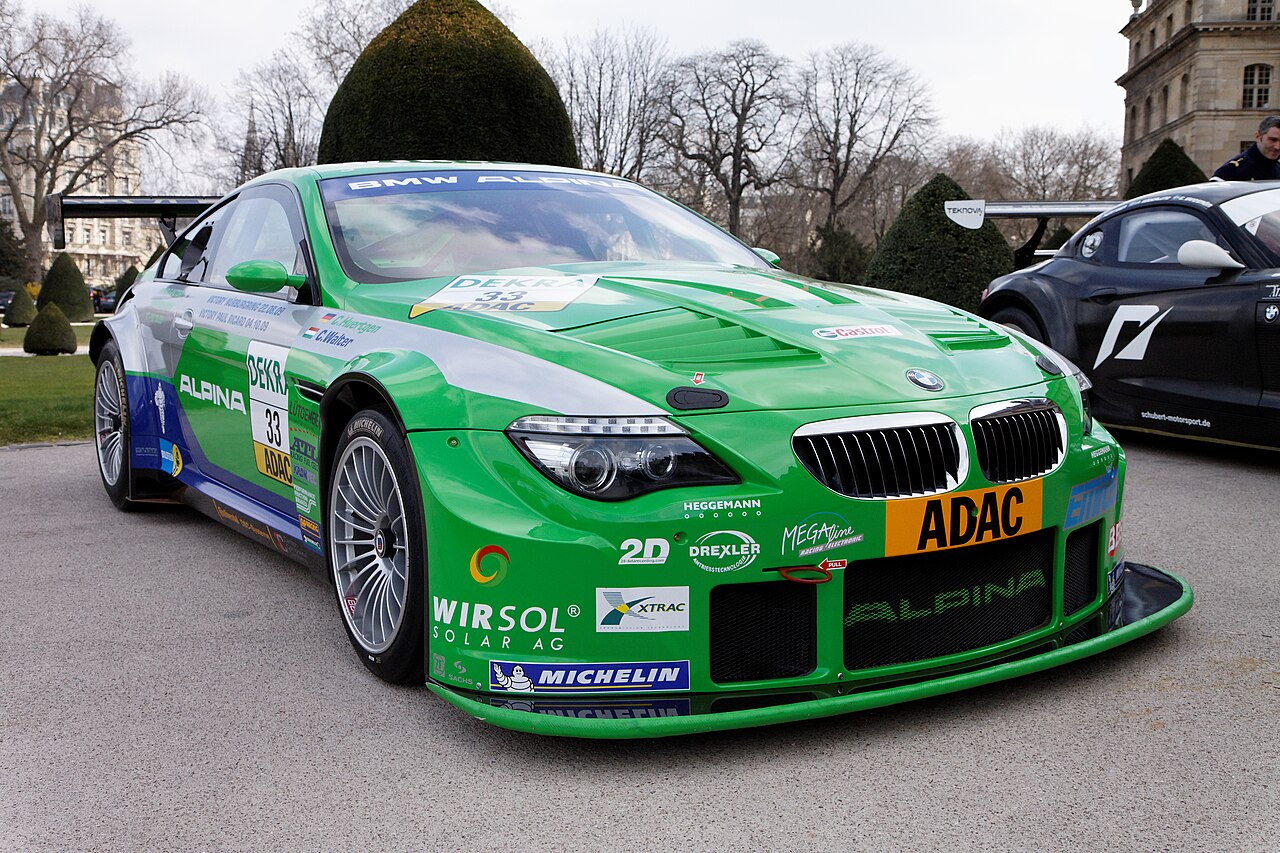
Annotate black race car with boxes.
[974,182,1280,449]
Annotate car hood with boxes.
[342,263,1053,412]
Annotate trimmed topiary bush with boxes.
[144,244,165,270]
[23,303,77,354]
[116,265,139,290]
[318,0,579,167]
[864,173,1013,312]
[4,284,36,327]
[1125,138,1207,199]
[38,253,93,322]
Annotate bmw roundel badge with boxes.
[1266,304,1279,323]
[906,368,945,391]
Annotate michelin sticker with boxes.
[596,587,689,633]
[489,660,691,693]
[409,275,598,318]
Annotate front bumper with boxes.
[427,563,1191,738]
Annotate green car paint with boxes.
[88,162,1191,738]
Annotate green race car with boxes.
[76,163,1191,737]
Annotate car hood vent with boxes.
[560,307,820,369]
[879,305,1010,352]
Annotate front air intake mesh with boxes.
[710,580,816,683]
[971,401,1065,484]
[1063,520,1100,616]
[843,528,1054,670]
[793,418,962,499]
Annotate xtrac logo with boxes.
[1094,305,1172,369]
[596,587,689,633]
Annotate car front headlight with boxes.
[1030,342,1093,435]
[507,415,739,501]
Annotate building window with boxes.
[1185,1,1193,25]
[120,176,131,194]
[0,195,11,216]
[1148,28,1156,53]
[98,229,107,245]
[1244,64,1272,109]
[1161,85,1169,126]
[1165,14,1173,38]
[80,228,90,244]
[1129,105,1137,141]
[122,228,132,247]
[1144,96,1153,135]
[1247,0,1275,21]
[1180,73,1190,114]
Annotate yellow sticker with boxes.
[885,479,1043,556]
[254,442,293,486]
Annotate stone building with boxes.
[1119,0,1280,189]
[0,81,162,289]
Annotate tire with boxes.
[94,339,136,510]
[327,409,426,684]
[990,306,1047,344]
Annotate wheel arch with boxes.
[979,272,1080,360]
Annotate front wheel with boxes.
[94,339,136,510]
[990,306,1047,343]
[327,410,426,684]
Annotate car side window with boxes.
[1114,209,1224,265]
[206,191,307,292]
[159,207,223,281]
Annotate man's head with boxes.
[1257,116,1280,160]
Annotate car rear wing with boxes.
[944,199,1117,267]
[45,193,220,250]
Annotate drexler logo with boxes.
[689,530,759,572]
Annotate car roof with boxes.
[1125,180,1280,208]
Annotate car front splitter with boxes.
[426,563,1192,739]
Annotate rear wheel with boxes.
[990,306,1047,343]
[327,410,426,684]
[94,340,136,510]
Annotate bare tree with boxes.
[546,27,670,179]
[218,49,326,185]
[797,43,932,230]
[302,0,405,87]
[0,1,203,278]
[662,40,796,236]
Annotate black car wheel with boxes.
[94,339,137,510]
[327,409,426,684]
[990,306,1047,343]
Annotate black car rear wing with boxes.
[45,193,220,250]
[944,199,1117,267]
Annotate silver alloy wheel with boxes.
[330,436,409,654]
[94,360,124,487]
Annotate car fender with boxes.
[980,270,1082,361]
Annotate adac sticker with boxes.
[489,660,691,693]
[409,275,598,318]
[885,480,1043,557]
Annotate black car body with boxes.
[978,181,1280,449]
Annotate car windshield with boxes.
[1220,188,1280,265]
[319,170,770,283]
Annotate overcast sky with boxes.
[34,0,1136,142]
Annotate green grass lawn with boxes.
[0,322,95,350]
[0,354,95,445]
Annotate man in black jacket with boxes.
[1213,116,1280,180]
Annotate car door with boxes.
[1074,205,1261,426]
[162,183,319,516]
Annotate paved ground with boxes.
[1,438,1277,851]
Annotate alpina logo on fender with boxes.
[178,375,246,413]
[884,480,1044,556]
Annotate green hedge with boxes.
[1125,139,1207,199]
[38,253,93,322]
[23,303,77,354]
[318,0,578,167]
[3,284,36,327]
[864,173,1012,312]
